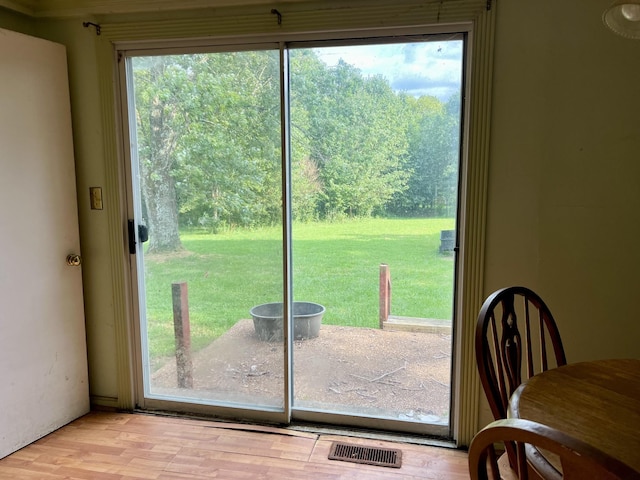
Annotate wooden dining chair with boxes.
[468,418,640,480]
[475,286,567,478]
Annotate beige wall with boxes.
[0,9,35,34]
[488,0,640,358]
[478,0,640,427]
[39,20,122,403]
[2,0,639,435]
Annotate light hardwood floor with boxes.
[0,411,470,479]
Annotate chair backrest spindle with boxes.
[539,309,549,371]
[524,299,534,378]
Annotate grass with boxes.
[143,217,455,360]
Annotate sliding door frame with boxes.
[102,3,495,445]
[117,41,293,426]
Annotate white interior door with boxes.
[0,28,89,459]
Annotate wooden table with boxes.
[509,358,640,475]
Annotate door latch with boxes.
[128,220,149,254]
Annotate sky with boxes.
[314,40,463,102]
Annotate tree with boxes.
[172,51,281,231]
[133,56,190,252]
[290,55,410,219]
[133,51,281,248]
[389,94,461,217]
[289,50,327,222]
[132,46,461,247]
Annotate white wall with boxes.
[37,20,121,404]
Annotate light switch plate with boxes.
[90,187,103,210]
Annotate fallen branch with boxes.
[397,385,425,391]
[349,362,408,383]
[356,390,379,401]
[374,379,402,386]
[429,376,449,388]
[433,350,451,359]
[371,361,407,382]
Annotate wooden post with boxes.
[379,264,391,329]
[172,282,193,389]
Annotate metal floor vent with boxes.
[328,441,402,468]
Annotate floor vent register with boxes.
[328,441,402,468]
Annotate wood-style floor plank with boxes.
[0,412,470,479]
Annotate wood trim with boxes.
[454,5,495,447]
[96,38,136,411]
[99,3,485,42]
[4,0,488,19]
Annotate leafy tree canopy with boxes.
[132,46,461,249]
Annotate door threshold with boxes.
[128,408,456,450]
[288,421,456,449]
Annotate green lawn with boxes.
[143,217,455,359]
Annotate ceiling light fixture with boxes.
[603,0,640,39]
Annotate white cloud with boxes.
[314,40,463,101]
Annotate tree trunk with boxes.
[139,80,184,254]
[143,168,183,253]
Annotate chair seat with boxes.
[497,451,518,480]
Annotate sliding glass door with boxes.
[126,50,287,412]
[122,35,463,435]
[288,42,460,431]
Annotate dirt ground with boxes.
[151,319,452,423]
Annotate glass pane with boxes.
[289,40,462,424]
[129,51,285,409]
